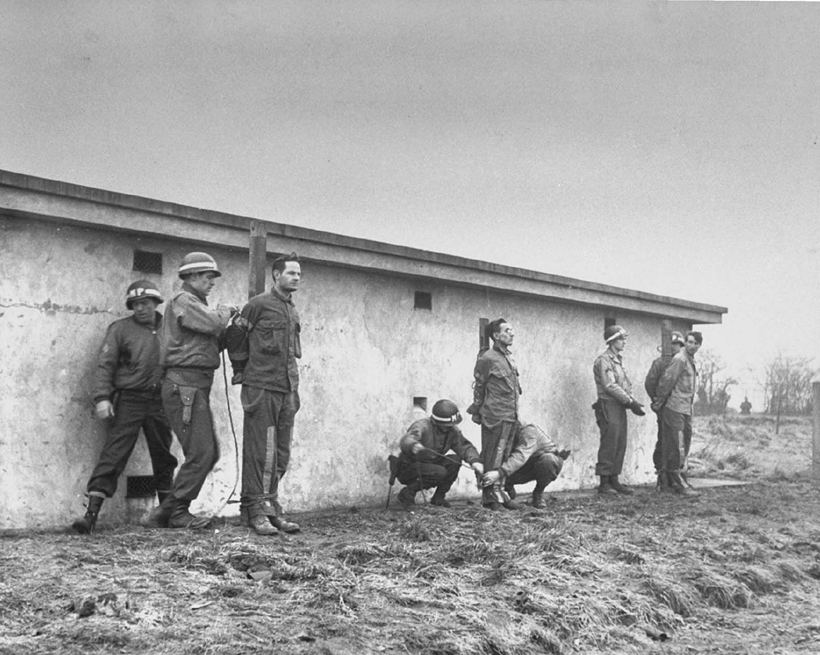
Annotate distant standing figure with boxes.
[740,397,752,415]
[226,252,303,536]
[467,318,524,511]
[72,281,177,534]
[395,399,484,508]
[592,325,645,496]
[654,331,702,497]
[147,252,235,529]
[644,331,685,482]
[481,423,570,508]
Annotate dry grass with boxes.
[3,415,820,654]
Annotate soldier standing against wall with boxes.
[72,281,177,534]
[226,253,303,536]
[592,325,645,496]
[653,330,702,497]
[644,331,685,484]
[147,252,235,529]
[467,318,523,511]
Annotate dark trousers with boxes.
[161,378,219,501]
[660,408,692,473]
[240,386,300,512]
[507,452,563,493]
[87,392,177,498]
[481,420,517,503]
[652,413,662,473]
[594,399,627,476]
[396,455,461,494]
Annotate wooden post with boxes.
[813,382,820,482]
[248,220,268,300]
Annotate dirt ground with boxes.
[3,414,820,655]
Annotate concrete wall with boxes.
[1,214,693,530]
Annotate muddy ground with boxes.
[3,414,820,655]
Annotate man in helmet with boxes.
[466,318,523,510]
[644,331,685,482]
[395,399,484,508]
[72,280,177,534]
[147,252,235,530]
[225,252,304,536]
[481,424,571,509]
[592,325,645,496]
[654,331,702,497]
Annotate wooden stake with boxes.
[248,220,268,300]
[813,382,820,482]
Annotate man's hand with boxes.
[557,449,572,460]
[471,461,484,475]
[628,400,646,416]
[95,400,115,420]
[481,470,501,488]
[650,400,663,414]
[231,371,245,385]
[410,442,424,455]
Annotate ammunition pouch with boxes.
[178,385,197,425]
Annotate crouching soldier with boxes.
[481,424,570,509]
[396,399,484,508]
[72,281,177,534]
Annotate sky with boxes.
[2,0,819,407]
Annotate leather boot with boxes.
[531,490,547,509]
[598,475,618,495]
[504,479,517,500]
[72,495,104,534]
[430,488,451,508]
[609,475,634,495]
[249,510,279,536]
[145,492,175,528]
[398,483,420,509]
[670,473,700,498]
[169,499,212,530]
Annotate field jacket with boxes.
[499,423,559,477]
[399,417,480,465]
[227,288,301,393]
[656,350,697,415]
[471,344,521,425]
[159,283,233,371]
[593,348,633,405]
[92,313,163,402]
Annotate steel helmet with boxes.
[125,280,163,309]
[178,252,221,279]
[604,325,628,343]
[431,399,462,425]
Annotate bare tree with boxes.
[695,349,738,416]
[762,353,816,433]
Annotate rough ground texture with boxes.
[2,414,820,655]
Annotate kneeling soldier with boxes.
[481,423,570,509]
[396,399,484,508]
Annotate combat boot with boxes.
[168,499,212,530]
[504,480,517,500]
[609,475,634,495]
[145,492,175,528]
[531,490,547,509]
[669,473,700,498]
[430,489,451,508]
[71,494,105,534]
[248,510,279,536]
[398,484,420,509]
[270,515,301,533]
[598,476,619,496]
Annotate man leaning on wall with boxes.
[72,280,177,534]
[226,252,303,536]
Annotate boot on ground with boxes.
[609,475,634,496]
[270,515,301,533]
[598,476,619,496]
[169,499,212,530]
[532,490,547,509]
[430,490,451,508]
[398,485,418,509]
[249,512,279,536]
[71,495,104,534]
[145,492,175,528]
[504,480,517,500]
